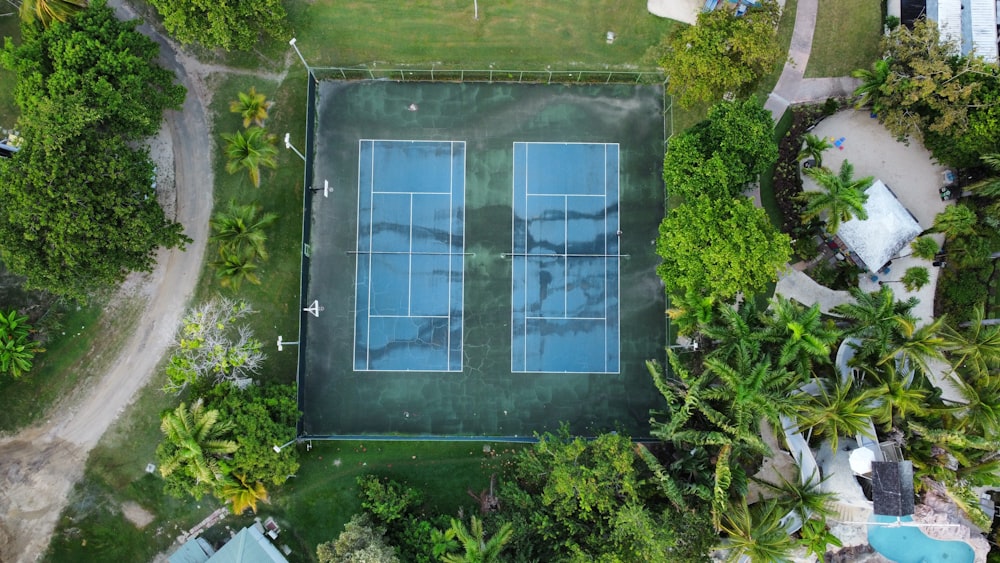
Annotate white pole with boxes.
[473,0,479,20]
[289,38,309,69]
[284,133,306,162]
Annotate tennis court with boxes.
[300,81,666,439]
[511,142,620,373]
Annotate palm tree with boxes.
[900,267,931,292]
[798,133,833,168]
[220,472,269,514]
[909,236,940,260]
[441,516,514,563]
[212,249,262,289]
[948,375,1000,437]
[222,127,278,188]
[929,204,977,240]
[761,295,840,375]
[667,288,715,337]
[832,285,920,365]
[716,499,796,563]
[851,58,892,114]
[862,361,931,429]
[878,315,947,377]
[701,299,764,365]
[801,160,874,234]
[19,0,87,27]
[796,376,880,452]
[210,199,279,261]
[941,303,1000,379]
[965,153,1000,198]
[702,348,806,428]
[752,458,836,523]
[229,87,273,128]
[0,310,43,379]
[157,399,237,496]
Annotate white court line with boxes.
[371,314,451,319]
[447,141,453,370]
[408,194,414,317]
[563,195,568,317]
[366,141,376,370]
[525,316,609,321]
[373,190,453,195]
[353,140,366,371]
[527,192,606,198]
[361,138,466,144]
[604,144,609,372]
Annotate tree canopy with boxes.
[0,0,187,300]
[659,1,782,107]
[147,0,289,51]
[656,195,791,300]
[664,98,778,200]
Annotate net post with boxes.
[368,68,374,79]
[340,67,347,79]
[547,70,552,84]
[519,71,523,82]
[489,69,493,83]
[431,64,434,80]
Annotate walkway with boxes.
[763,0,860,119]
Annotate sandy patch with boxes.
[121,501,155,529]
[647,0,701,25]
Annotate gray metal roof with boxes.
[836,180,921,272]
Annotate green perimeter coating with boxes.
[302,80,666,439]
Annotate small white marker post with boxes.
[276,335,299,352]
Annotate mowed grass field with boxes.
[804,0,882,77]
[256,0,676,69]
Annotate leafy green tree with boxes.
[441,516,513,563]
[219,472,269,514]
[910,236,940,260]
[931,204,978,240]
[147,0,289,51]
[357,475,424,525]
[716,499,796,563]
[230,86,272,128]
[796,376,879,452]
[210,199,278,261]
[318,513,400,563]
[801,160,873,234]
[18,0,87,28]
[659,1,781,107]
[900,266,930,292]
[164,298,265,392]
[657,195,791,301]
[663,98,779,199]
[0,0,187,300]
[204,382,299,486]
[851,58,892,115]
[222,127,278,188]
[156,399,238,499]
[798,133,833,167]
[0,310,43,379]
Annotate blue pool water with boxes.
[867,515,974,563]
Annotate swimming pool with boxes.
[867,515,974,563]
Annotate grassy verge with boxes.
[804,0,881,77]
[753,0,798,100]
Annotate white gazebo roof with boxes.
[837,180,921,272]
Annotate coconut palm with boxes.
[929,204,977,240]
[909,236,940,260]
[948,375,1000,436]
[862,361,931,429]
[157,399,237,497]
[797,133,833,168]
[761,295,840,375]
[703,348,806,428]
[667,288,715,337]
[220,472,269,514]
[833,285,920,365]
[701,299,764,365]
[752,458,836,522]
[442,516,514,563]
[940,303,1000,379]
[0,310,43,379]
[796,376,880,452]
[878,315,948,377]
[800,160,874,234]
[212,249,261,289]
[852,58,892,114]
[229,87,273,128]
[716,499,797,563]
[965,153,1000,198]
[19,0,87,27]
[222,127,278,188]
[900,267,930,292]
[210,199,279,261]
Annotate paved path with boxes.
[764,0,860,119]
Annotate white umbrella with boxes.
[849,446,876,475]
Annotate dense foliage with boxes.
[658,1,781,107]
[0,0,187,300]
[0,310,43,378]
[147,0,289,51]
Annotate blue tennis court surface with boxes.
[511,142,620,373]
[354,140,465,371]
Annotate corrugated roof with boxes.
[208,527,288,563]
[970,0,998,62]
[932,0,964,50]
[836,180,922,272]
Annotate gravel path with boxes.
[0,3,215,560]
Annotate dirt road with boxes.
[0,4,214,560]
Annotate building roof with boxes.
[207,527,288,563]
[872,461,915,517]
[969,0,998,62]
[837,180,921,272]
[169,537,214,563]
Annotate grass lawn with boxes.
[753,0,798,100]
[804,0,882,78]
[199,0,677,71]
[0,14,19,130]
